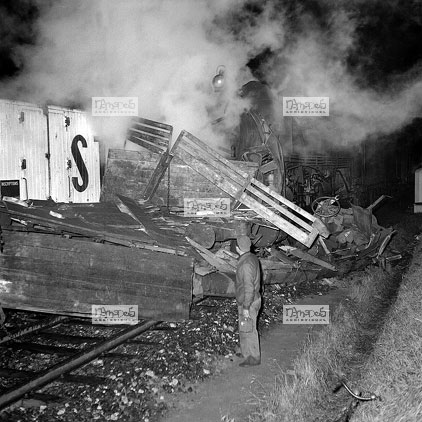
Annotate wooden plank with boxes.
[130,125,171,141]
[142,151,173,201]
[177,134,248,185]
[180,131,250,179]
[132,117,173,132]
[250,179,318,224]
[128,134,166,154]
[173,149,241,198]
[247,184,314,232]
[288,248,337,271]
[239,193,311,246]
[186,236,235,273]
[0,231,193,320]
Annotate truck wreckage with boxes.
[0,116,401,322]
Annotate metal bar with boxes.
[0,316,68,345]
[0,320,158,410]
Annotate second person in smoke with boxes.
[235,235,262,367]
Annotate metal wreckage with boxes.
[0,83,400,322]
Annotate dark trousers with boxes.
[238,297,261,361]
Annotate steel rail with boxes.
[0,320,158,410]
[0,315,69,345]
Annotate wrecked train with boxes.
[0,96,396,322]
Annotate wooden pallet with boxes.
[127,117,172,153]
[127,117,173,201]
[170,130,329,247]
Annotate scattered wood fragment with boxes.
[282,247,337,272]
[186,237,236,273]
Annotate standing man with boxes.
[235,235,262,367]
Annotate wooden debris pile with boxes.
[119,118,400,298]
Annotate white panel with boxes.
[0,99,48,200]
[48,106,100,203]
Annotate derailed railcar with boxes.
[0,198,194,321]
[0,99,100,203]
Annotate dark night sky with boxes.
[0,0,39,78]
[1,0,422,90]
[245,0,422,91]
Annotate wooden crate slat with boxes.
[182,131,250,179]
[173,149,241,197]
[239,193,311,246]
[247,185,314,233]
[177,132,248,184]
[177,141,246,188]
[250,178,317,223]
[130,126,171,142]
[132,117,173,132]
[128,135,166,154]
[128,130,169,147]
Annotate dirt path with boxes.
[161,286,351,422]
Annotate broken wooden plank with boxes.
[286,247,337,272]
[142,151,173,201]
[186,236,235,273]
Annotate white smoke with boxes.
[2,0,421,157]
[0,0,285,153]
[265,8,422,150]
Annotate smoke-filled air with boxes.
[0,0,421,152]
[0,0,284,151]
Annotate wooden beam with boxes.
[142,151,173,201]
[186,236,236,273]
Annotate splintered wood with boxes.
[171,130,329,248]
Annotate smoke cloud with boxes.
[262,5,422,150]
[0,0,285,153]
[1,0,421,157]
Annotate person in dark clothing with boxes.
[235,235,262,367]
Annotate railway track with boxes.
[0,291,287,420]
[0,310,163,411]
